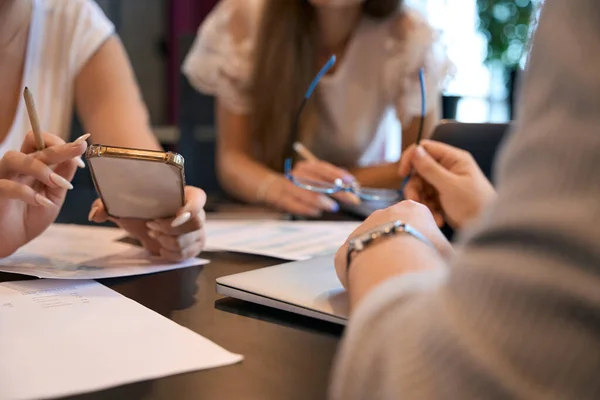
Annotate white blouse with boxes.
[183,0,452,167]
[0,0,114,157]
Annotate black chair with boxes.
[430,121,511,184]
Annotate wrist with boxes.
[345,234,443,308]
[344,220,435,284]
[348,233,434,278]
[256,173,280,204]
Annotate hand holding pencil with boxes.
[0,88,89,258]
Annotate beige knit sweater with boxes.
[330,1,600,398]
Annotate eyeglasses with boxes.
[285,56,426,201]
[399,68,427,191]
[284,158,403,201]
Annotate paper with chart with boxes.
[205,220,360,260]
[0,224,208,279]
[0,279,243,400]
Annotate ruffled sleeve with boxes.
[383,9,454,124]
[182,0,262,114]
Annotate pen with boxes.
[23,87,86,168]
[23,87,45,151]
[293,141,361,205]
[292,142,318,162]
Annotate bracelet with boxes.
[345,220,434,276]
[256,174,279,203]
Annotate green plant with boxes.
[477,0,538,69]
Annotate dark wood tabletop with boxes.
[0,241,344,400]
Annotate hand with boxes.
[262,174,340,217]
[0,132,88,258]
[399,140,496,230]
[335,200,453,289]
[89,186,206,261]
[292,160,361,205]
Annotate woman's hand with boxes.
[335,200,453,289]
[0,132,88,258]
[262,174,340,217]
[89,186,206,261]
[290,159,361,207]
[399,140,496,230]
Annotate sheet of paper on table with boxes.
[205,220,360,260]
[0,279,243,400]
[0,224,208,279]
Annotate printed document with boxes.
[0,224,207,279]
[205,220,359,260]
[0,279,242,399]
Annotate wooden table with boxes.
[0,250,343,400]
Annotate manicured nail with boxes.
[171,211,191,228]
[341,173,355,184]
[415,145,426,158]
[49,172,73,190]
[146,221,161,231]
[75,156,85,168]
[35,194,55,207]
[147,230,159,239]
[320,196,339,213]
[88,206,99,221]
[74,133,91,145]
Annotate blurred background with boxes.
[93,0,543,133]
[62,0,544,222]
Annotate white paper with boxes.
[0,224,208,279]
[0,279,243,400]
[10,224,131,263]
[205,220,360,260]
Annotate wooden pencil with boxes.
[23,87,45,151]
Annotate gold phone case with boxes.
[86,144,186,220]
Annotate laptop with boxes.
[216,255,348,325]
[339,199,397,220]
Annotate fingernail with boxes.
[49,172,73,190]
[146,221,161,231]
[35,194,55,207]
[74,133,91,145]
[415,145,426,158]
[320,196,339,213]
[147,230,159,239]
[171,211,191,228]
[341,172,355,184]
[88,206,99,221]
[75,156,85,168]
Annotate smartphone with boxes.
[86,144,185,220]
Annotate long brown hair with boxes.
[250,0,401,170]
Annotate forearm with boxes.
[75,36,162,151]
[217,151,280,204]
[347,235,447,310]
[81,104,161,151]
[349,163,400,189]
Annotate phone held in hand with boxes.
[86,145,185,220]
